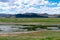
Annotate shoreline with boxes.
[0,30,60,36]
[0,22,60,25]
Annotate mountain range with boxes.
[0,13,60,18]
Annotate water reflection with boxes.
[0,24,29,33]
[0,24,59,34]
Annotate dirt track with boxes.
[0,22,60,25]
[0,30,60,36]
[0,31,44,36]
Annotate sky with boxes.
[0,0,60,14]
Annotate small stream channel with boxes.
[0,24,60,34]
[0,24,30,34]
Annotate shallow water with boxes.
[0,24,59,34]
[0,24,29,33]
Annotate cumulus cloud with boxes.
[0,0,60,14]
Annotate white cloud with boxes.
[0,0,60,14]
[57,3,60,7]
[39,6,60,14]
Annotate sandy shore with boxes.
[0,22,60,25]
[0,30,60,36]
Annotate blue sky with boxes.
[48,0,60,3]
[0,0,60,14]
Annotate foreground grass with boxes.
[0,31,60,40]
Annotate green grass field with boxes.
[0,18,60,23]
[0,18,60,25]
[0,18,60,40]
[0,31,60,40]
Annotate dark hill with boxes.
[15,13,48,18]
